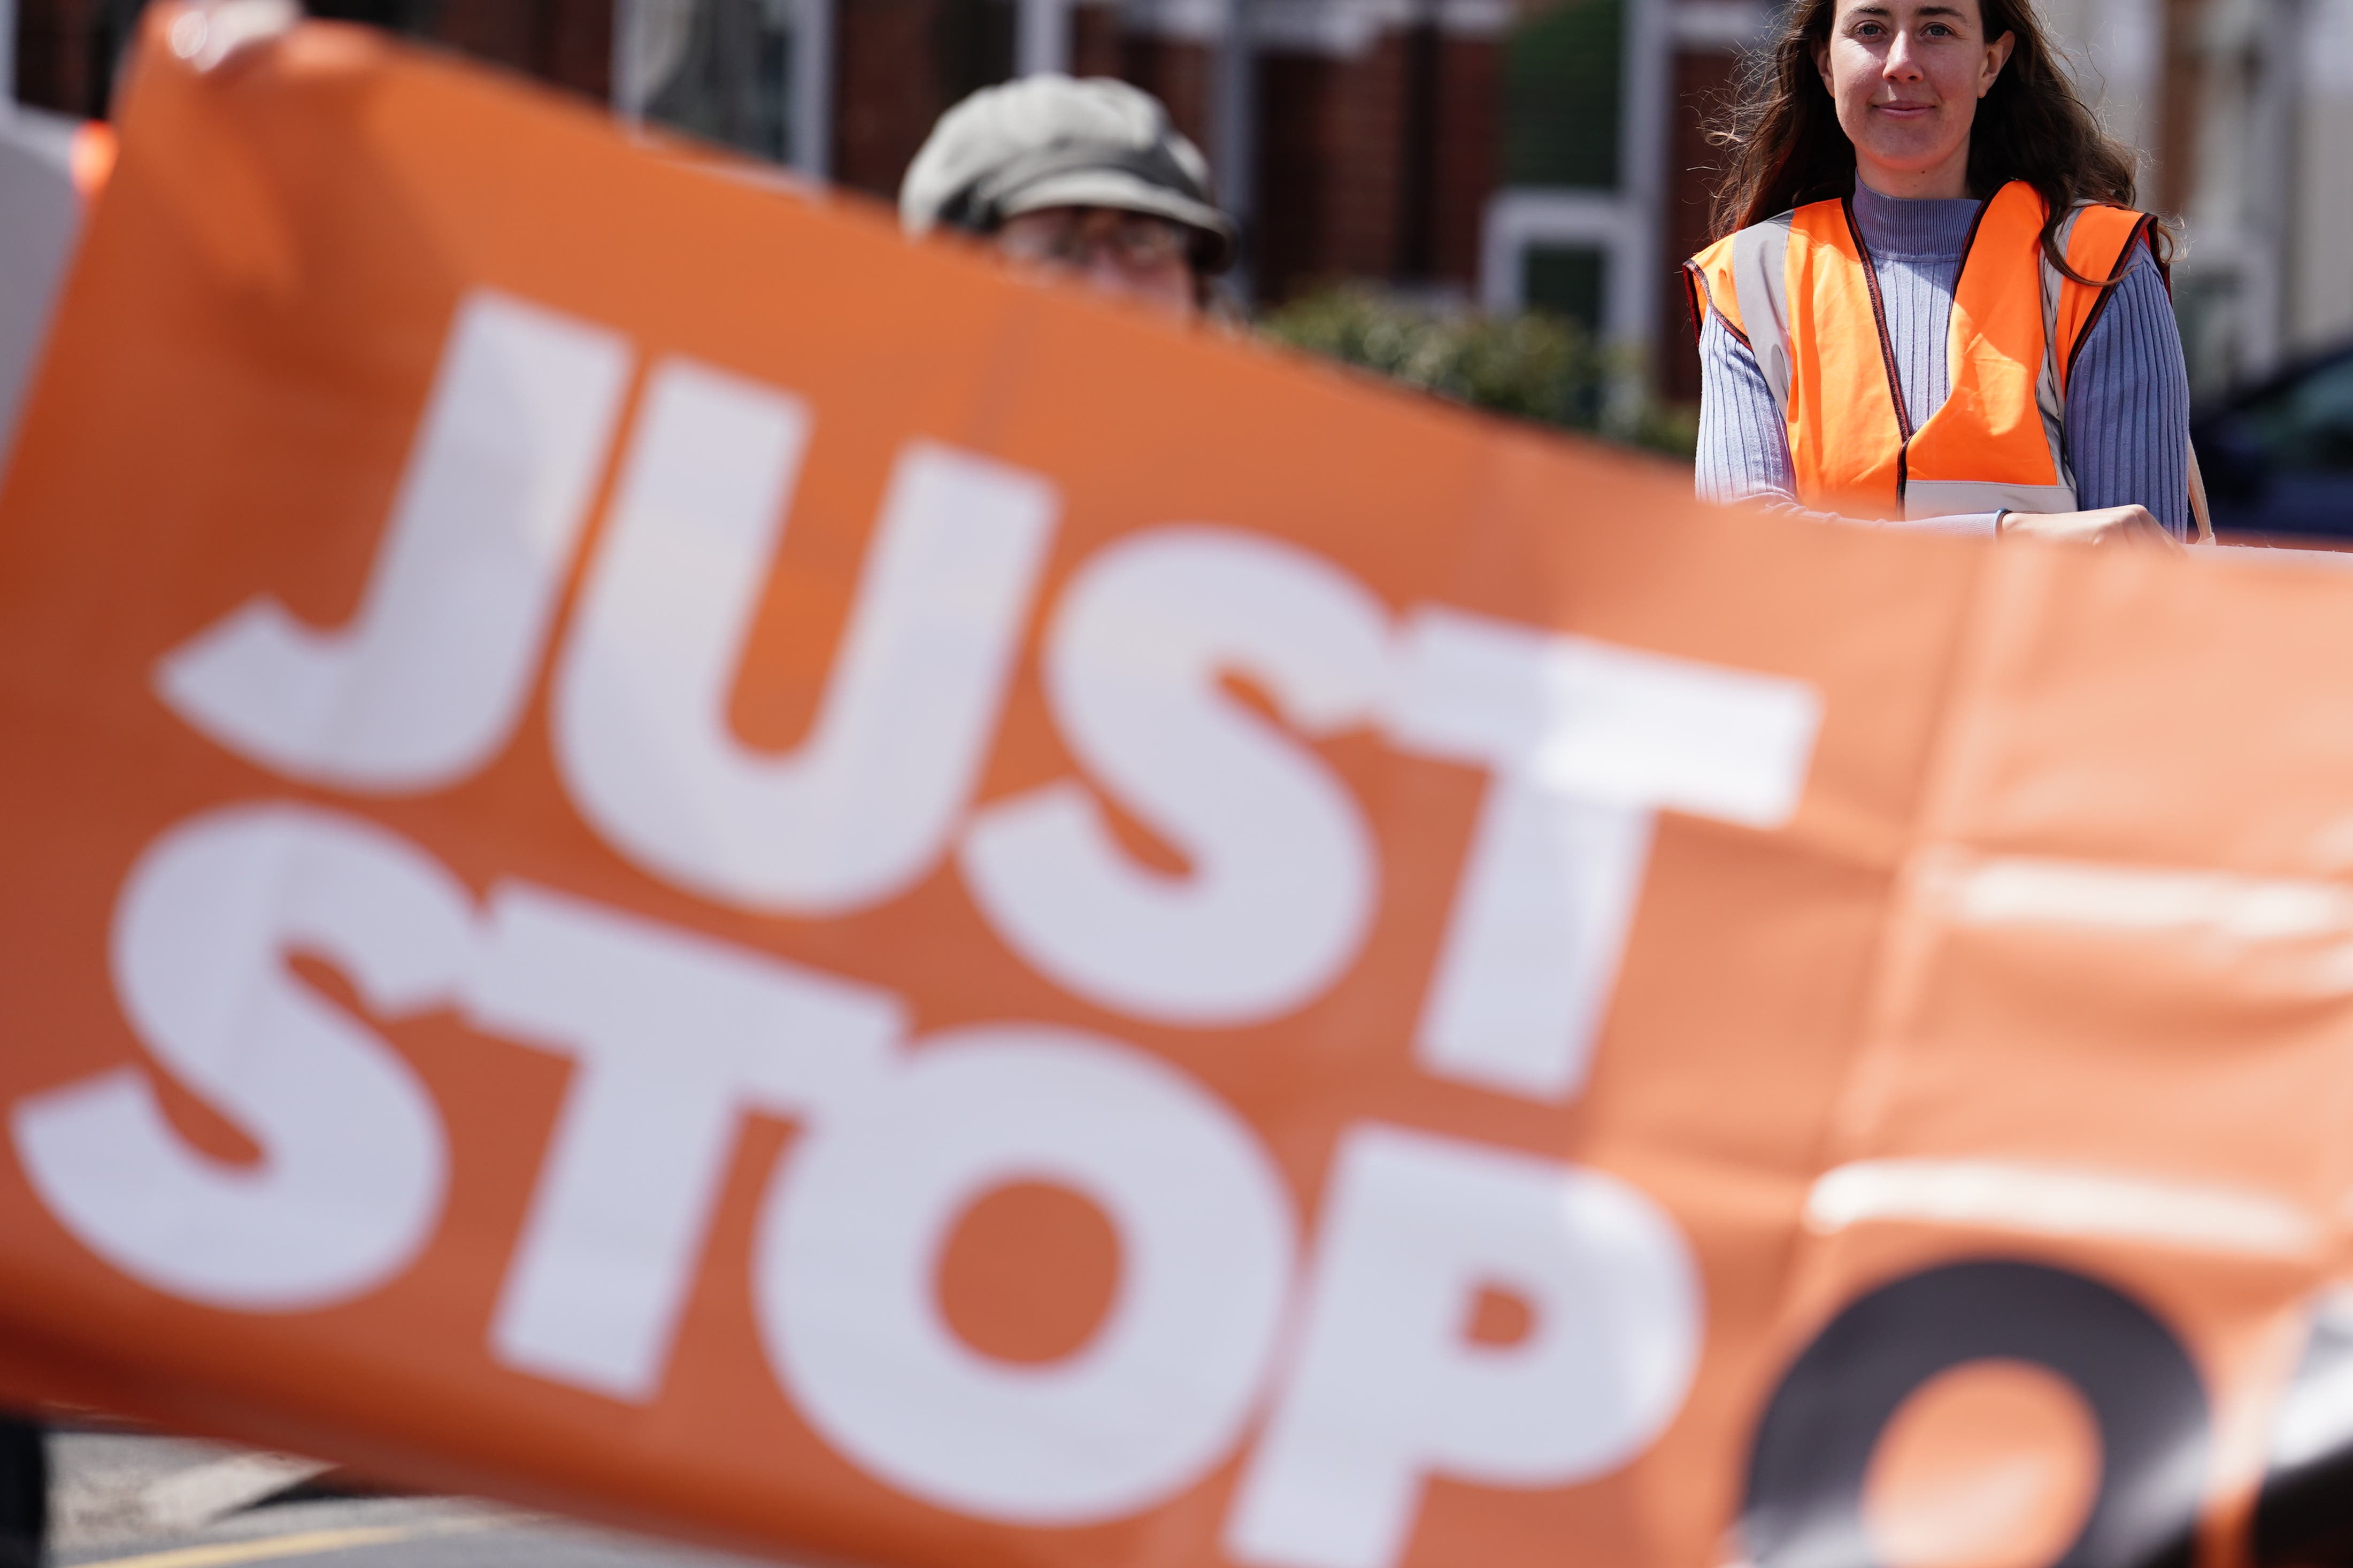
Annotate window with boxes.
[625,0,797,163]
[1523,244,1606,331]
[1501,0,1621,191]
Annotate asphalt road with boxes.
[48,1433,787,1568]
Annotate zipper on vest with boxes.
[1841,197,1914,500]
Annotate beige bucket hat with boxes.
[899,74,1238,273]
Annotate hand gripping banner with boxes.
[5,16,2353,1568]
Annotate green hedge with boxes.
[1259,286,1697,460]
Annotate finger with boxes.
[166,0,297,74]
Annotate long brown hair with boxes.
[1706,0,2167,280]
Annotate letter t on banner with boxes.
[463,884,904,1401]
[1383,609,1820,1101]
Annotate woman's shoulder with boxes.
[2055,198,2159,245]
[1689,199,1837,269]
[2059,195,2153,218]
[2049,199,2165,290]
[1728,198,1842,237]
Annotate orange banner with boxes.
[4,16,2353,1568]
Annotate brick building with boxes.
[5,0,1689,363]
[9,0,2351,403]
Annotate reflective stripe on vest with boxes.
[1684,182,2152,521]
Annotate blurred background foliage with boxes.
[1260,285,1699,459]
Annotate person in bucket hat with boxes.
[900,74,1238,320]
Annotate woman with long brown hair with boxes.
[1685,0,2203,542]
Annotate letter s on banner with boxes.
[12,803,469,1309]
[156,292,633,794]
[961,527,1388,1025]
[557,359,1059,916]
[1227,1125,1701,1568]
[757,1024,1295,1524]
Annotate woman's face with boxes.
[1813,0,2016,198]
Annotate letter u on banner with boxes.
[557,356,1060,915]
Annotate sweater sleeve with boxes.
[1695,310,1797,506]
[2062,245,2193,538]
[1693,310,1998,536]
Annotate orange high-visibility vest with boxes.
[1685,181,2160,522]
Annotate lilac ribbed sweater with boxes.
[1694,184,2192,538]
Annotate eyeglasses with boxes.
[997,211,1192,274]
